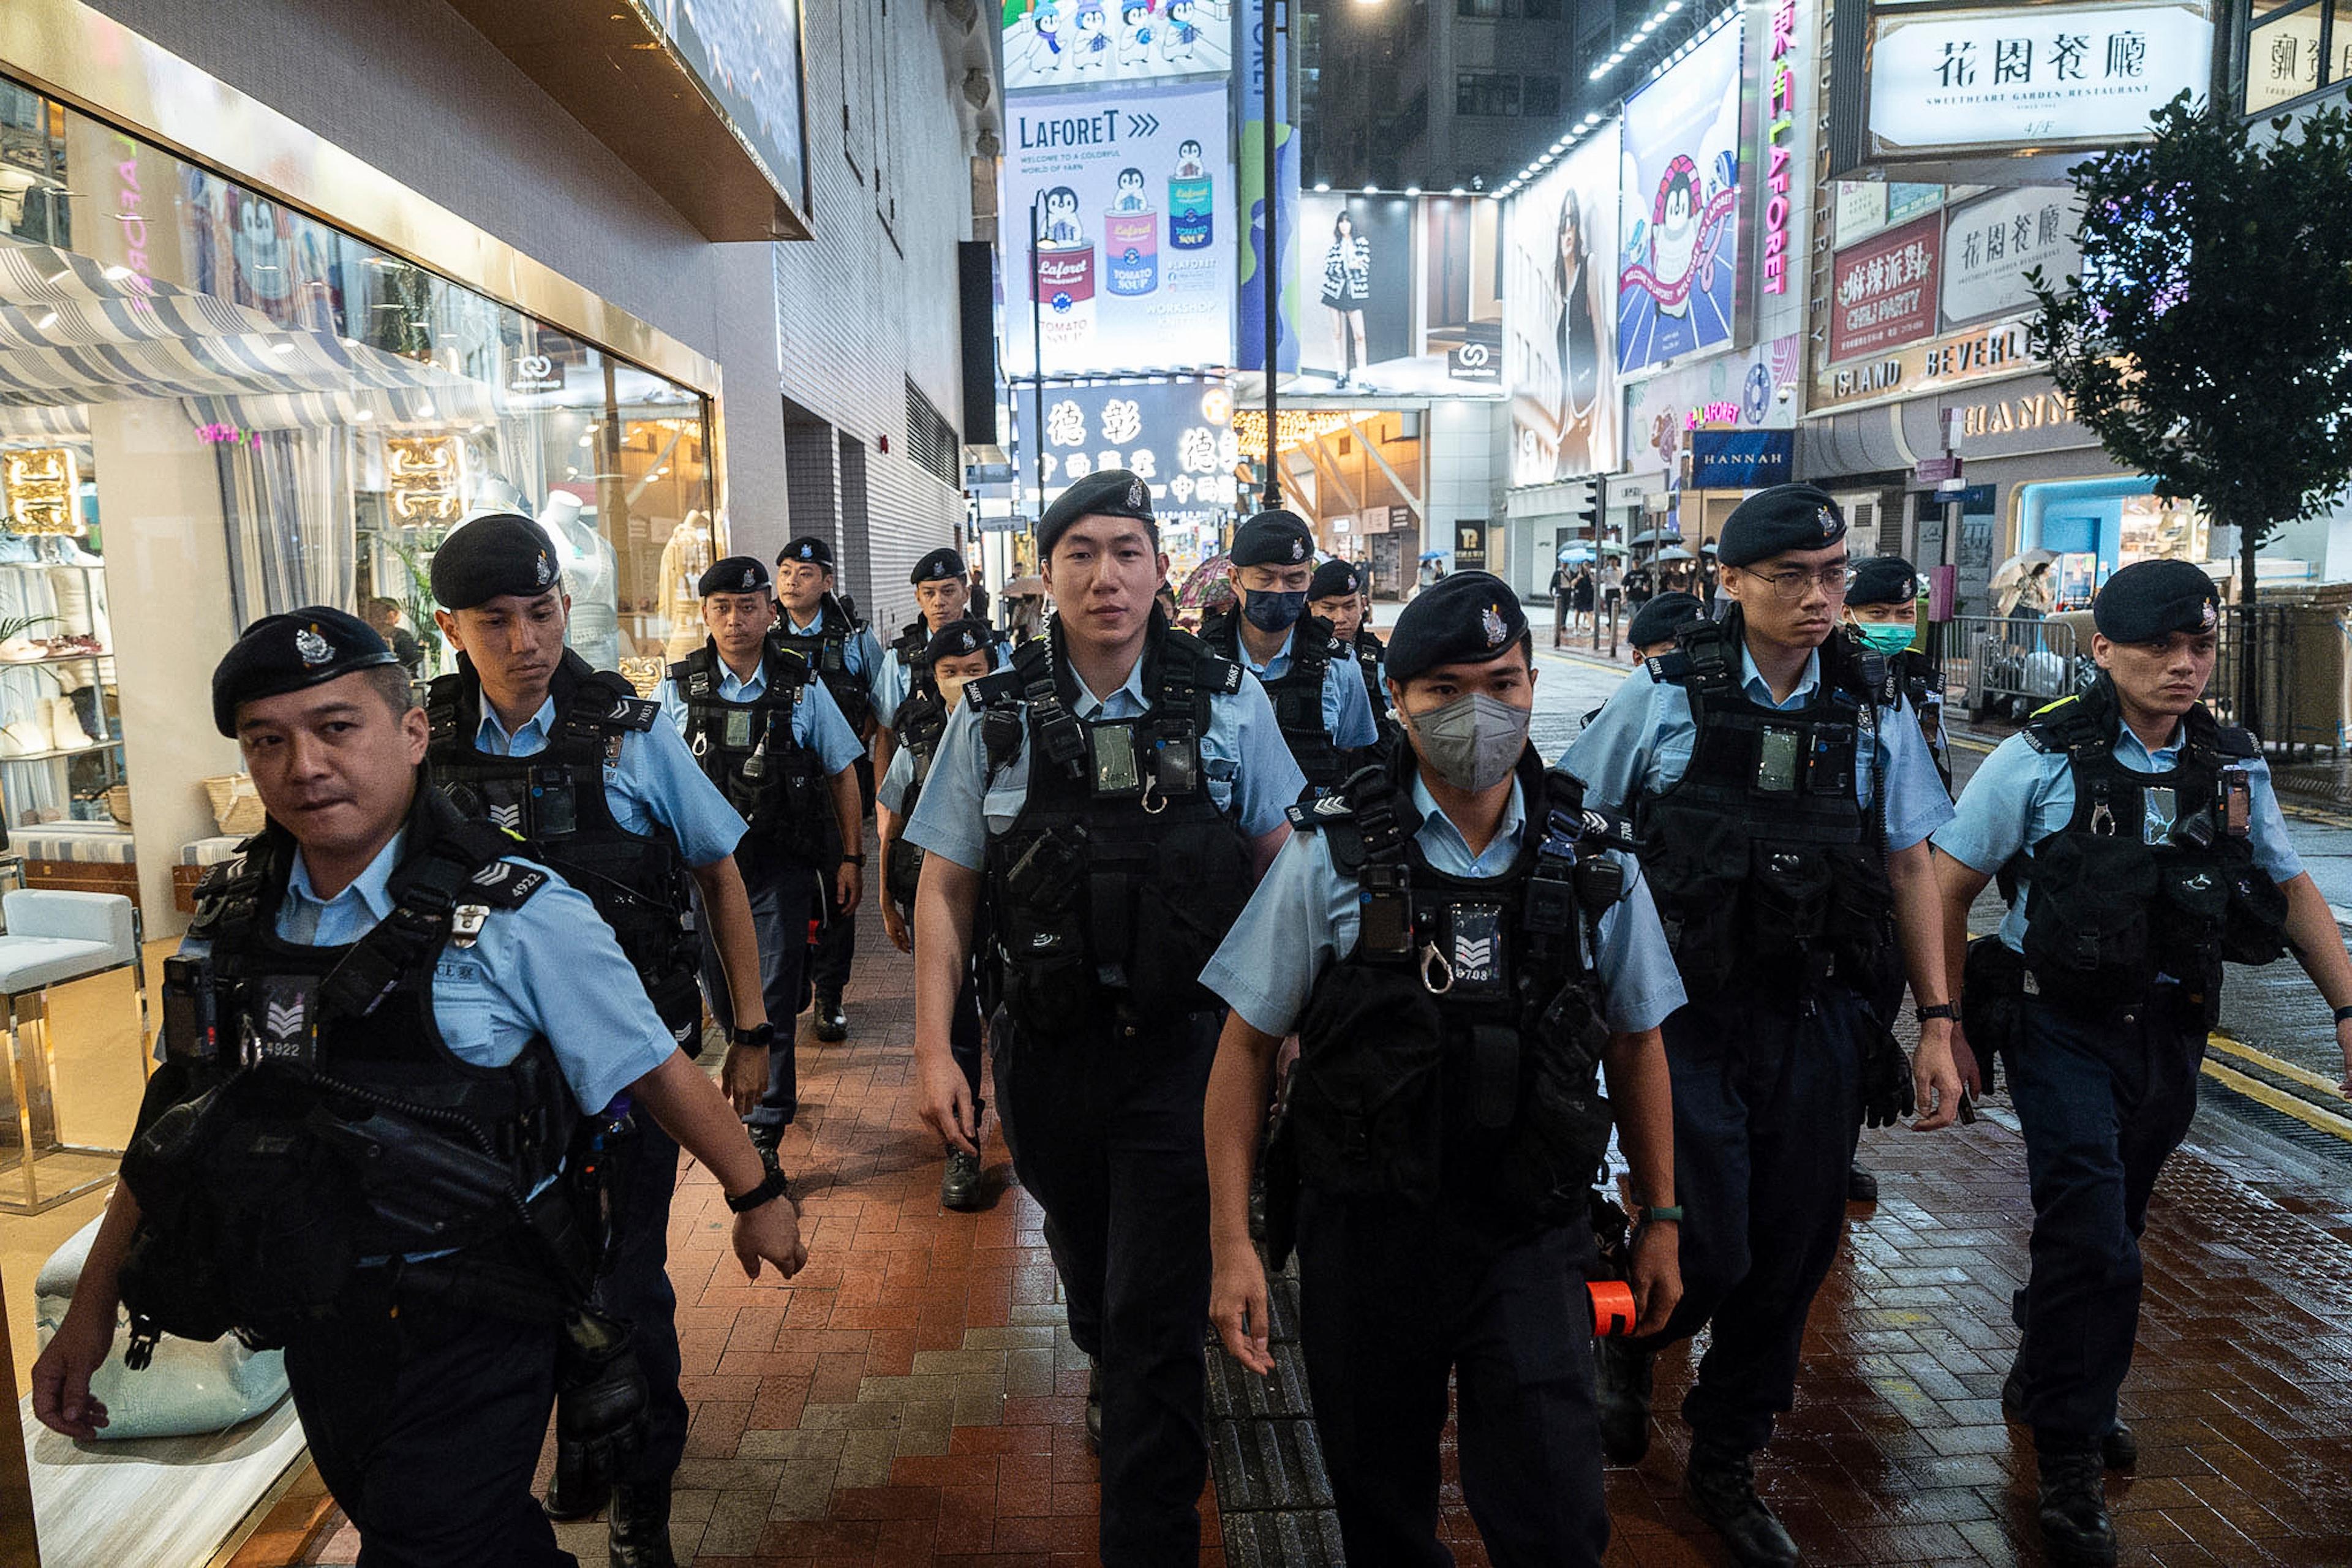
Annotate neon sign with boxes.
[1684,401,1743,429]
[1763,0,1800,295]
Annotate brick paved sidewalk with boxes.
[248,891,2352,1566]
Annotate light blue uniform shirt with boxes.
[784,608,892,725]
[470,694,748,867]
[1237,624,1381,750]
[175,829,677,1117]
[903,638,1309,870]
[1202,773,1686,1038]
[1934,722,2305,953]
[1561,641,1954,853]
[651,656,868,777]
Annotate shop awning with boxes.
[0,239,488,439]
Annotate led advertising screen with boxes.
[1001,82,1235,377]
[1001,0,1234,92]
[640,0,807,208]
[1506,129,1621,483]
[1616,21,1744,374]
[1295,194,1504,397]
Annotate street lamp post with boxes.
[1261,0,1283,510]
[1028,195,1047,533]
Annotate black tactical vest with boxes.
[1201,607,1348,790]
[426,652,703,1046]
[1634,614,1896,1001]
[668,639,840,874]
[1284,750,1621,1228]
[978,617,1257,1033]
[884,679,952,914]
[775,597,873,734]
[1351,627,1399,745]
[1867,646,1950,789]
[2013,681,2287,1019]
[117,794,592,1359]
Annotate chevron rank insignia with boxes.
[251,979,318,1065]
[1446,903,1506,995]
[603,696,660,732]
[466,859,549,908]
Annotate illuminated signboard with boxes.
[1762,0,1800,295]
[1033,379,1238,527]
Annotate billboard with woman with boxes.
[1506,129,1620,482]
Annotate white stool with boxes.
[0,889,147,1214]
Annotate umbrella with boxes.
[1698,541,1718,556]
[1174,552,1232,610]
[1419,549,1446,562]
[1558,545,1594,563]
[1006,574,1045,597]
[1597,542,1630,556]
[1991,548,2058,614]
[1630,529,1682,547]
[1654,546,1697,562]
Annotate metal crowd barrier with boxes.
[1945,614,2087,721]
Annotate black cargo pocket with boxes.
[1749,843,1832,966]
[997,905,1095,1036]
[2219,852,2289,967]
[2157,858,2230,1004]
[1825,842,1898,996]
[1494,1021,1613,1227]
[1291,984,1446,1199]
[2021,834,2155,1009]
[1640,804,1746,995]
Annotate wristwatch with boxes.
[1635,1204,1684,1226]
[842,853,867,867]
[2332,1005,2352,1025]
[725,1166,791,1214]
[729,1022,775,1049]
[1915,1003,1958,1023]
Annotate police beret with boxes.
[1845,556,1920,608]
[213,605,401,737]
[698,556,771,597]
[1231,510,1316,569]
[1308,559,1363,602]
[1716,484,1847,568]
[2093,559,2221,642]
[910,546,968,584]
[1039,468,1155,557]
[429,513,562,609]
[777,535,835,569]
[1629,590,1706,648]
[916,617,994,668]
[1385,571,1528,683]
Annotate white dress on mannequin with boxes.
[543,492,621,671]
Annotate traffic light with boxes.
[1576,482,1600,535]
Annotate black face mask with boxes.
[1242,589,1307,634]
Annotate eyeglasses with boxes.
[1742,564,1850,603]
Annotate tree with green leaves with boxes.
[2029,92,2352,728]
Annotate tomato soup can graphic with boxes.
[1168,176,1214,250]
[1031,243,1098,355]
[1103,211,1160,295]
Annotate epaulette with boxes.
[1645,651,1692,682]
[1154,624,1246,697]
[967,669,1023,707]
[2213,723,2260,760]
[458,855,552,909]
[573,669,659,732]
[1284,791,1359,833]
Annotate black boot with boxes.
[940,1148,983,1210]
[2035,1441,2118,1567]
[609,1480,677,1568]
[541,1436,609,1521]
[1593,1337,1654,1464]
[1085,1357,1102,1453]
[746,1121,781,1175]
[813,992,848,1042]
[1685,1441,1801,1568]
[2004,1360,2135,1470]
[1846,1161,1878,1203]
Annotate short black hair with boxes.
[361,664,417,717]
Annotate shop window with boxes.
[2241,0,2338,113]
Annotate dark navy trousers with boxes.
[594,1115,689,1488]
[993,1009,1217,1568]
[284,1288,573,1568]
[1295,1193,1608,1568]
[2008,990,2204,1444]
[1640,985,1865,1455]
[699,847,818,1131]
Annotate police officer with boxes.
[875,545,995,728]
[902,470,1305,1566]
[1845,556,1950,787]
[1562,484,1962,1567]
[877,617,998,1209]
[1306,556,1395,743]
[656,557,865,1155]
[1198,510,1381,793]
[1627,590,1705,664]
[774,535,892,1043]
[1203,575,1686,1567]
[31,609,804,1568]
[1844,557,1951,1205]
[1931,559,2352,1567]
[424,514,778,1556]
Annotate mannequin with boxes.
[543,491,621,670]
[658,510,715,662]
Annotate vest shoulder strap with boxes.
[2021,693,2108,758]
[567,668,659,734]
[424,671,466,748]
[1651,617,1736,693]
[188,834,280,942]
[1159,626,1244,698]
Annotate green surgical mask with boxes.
[1852,622,1915,657]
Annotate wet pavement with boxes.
[236,629,2352,1567]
